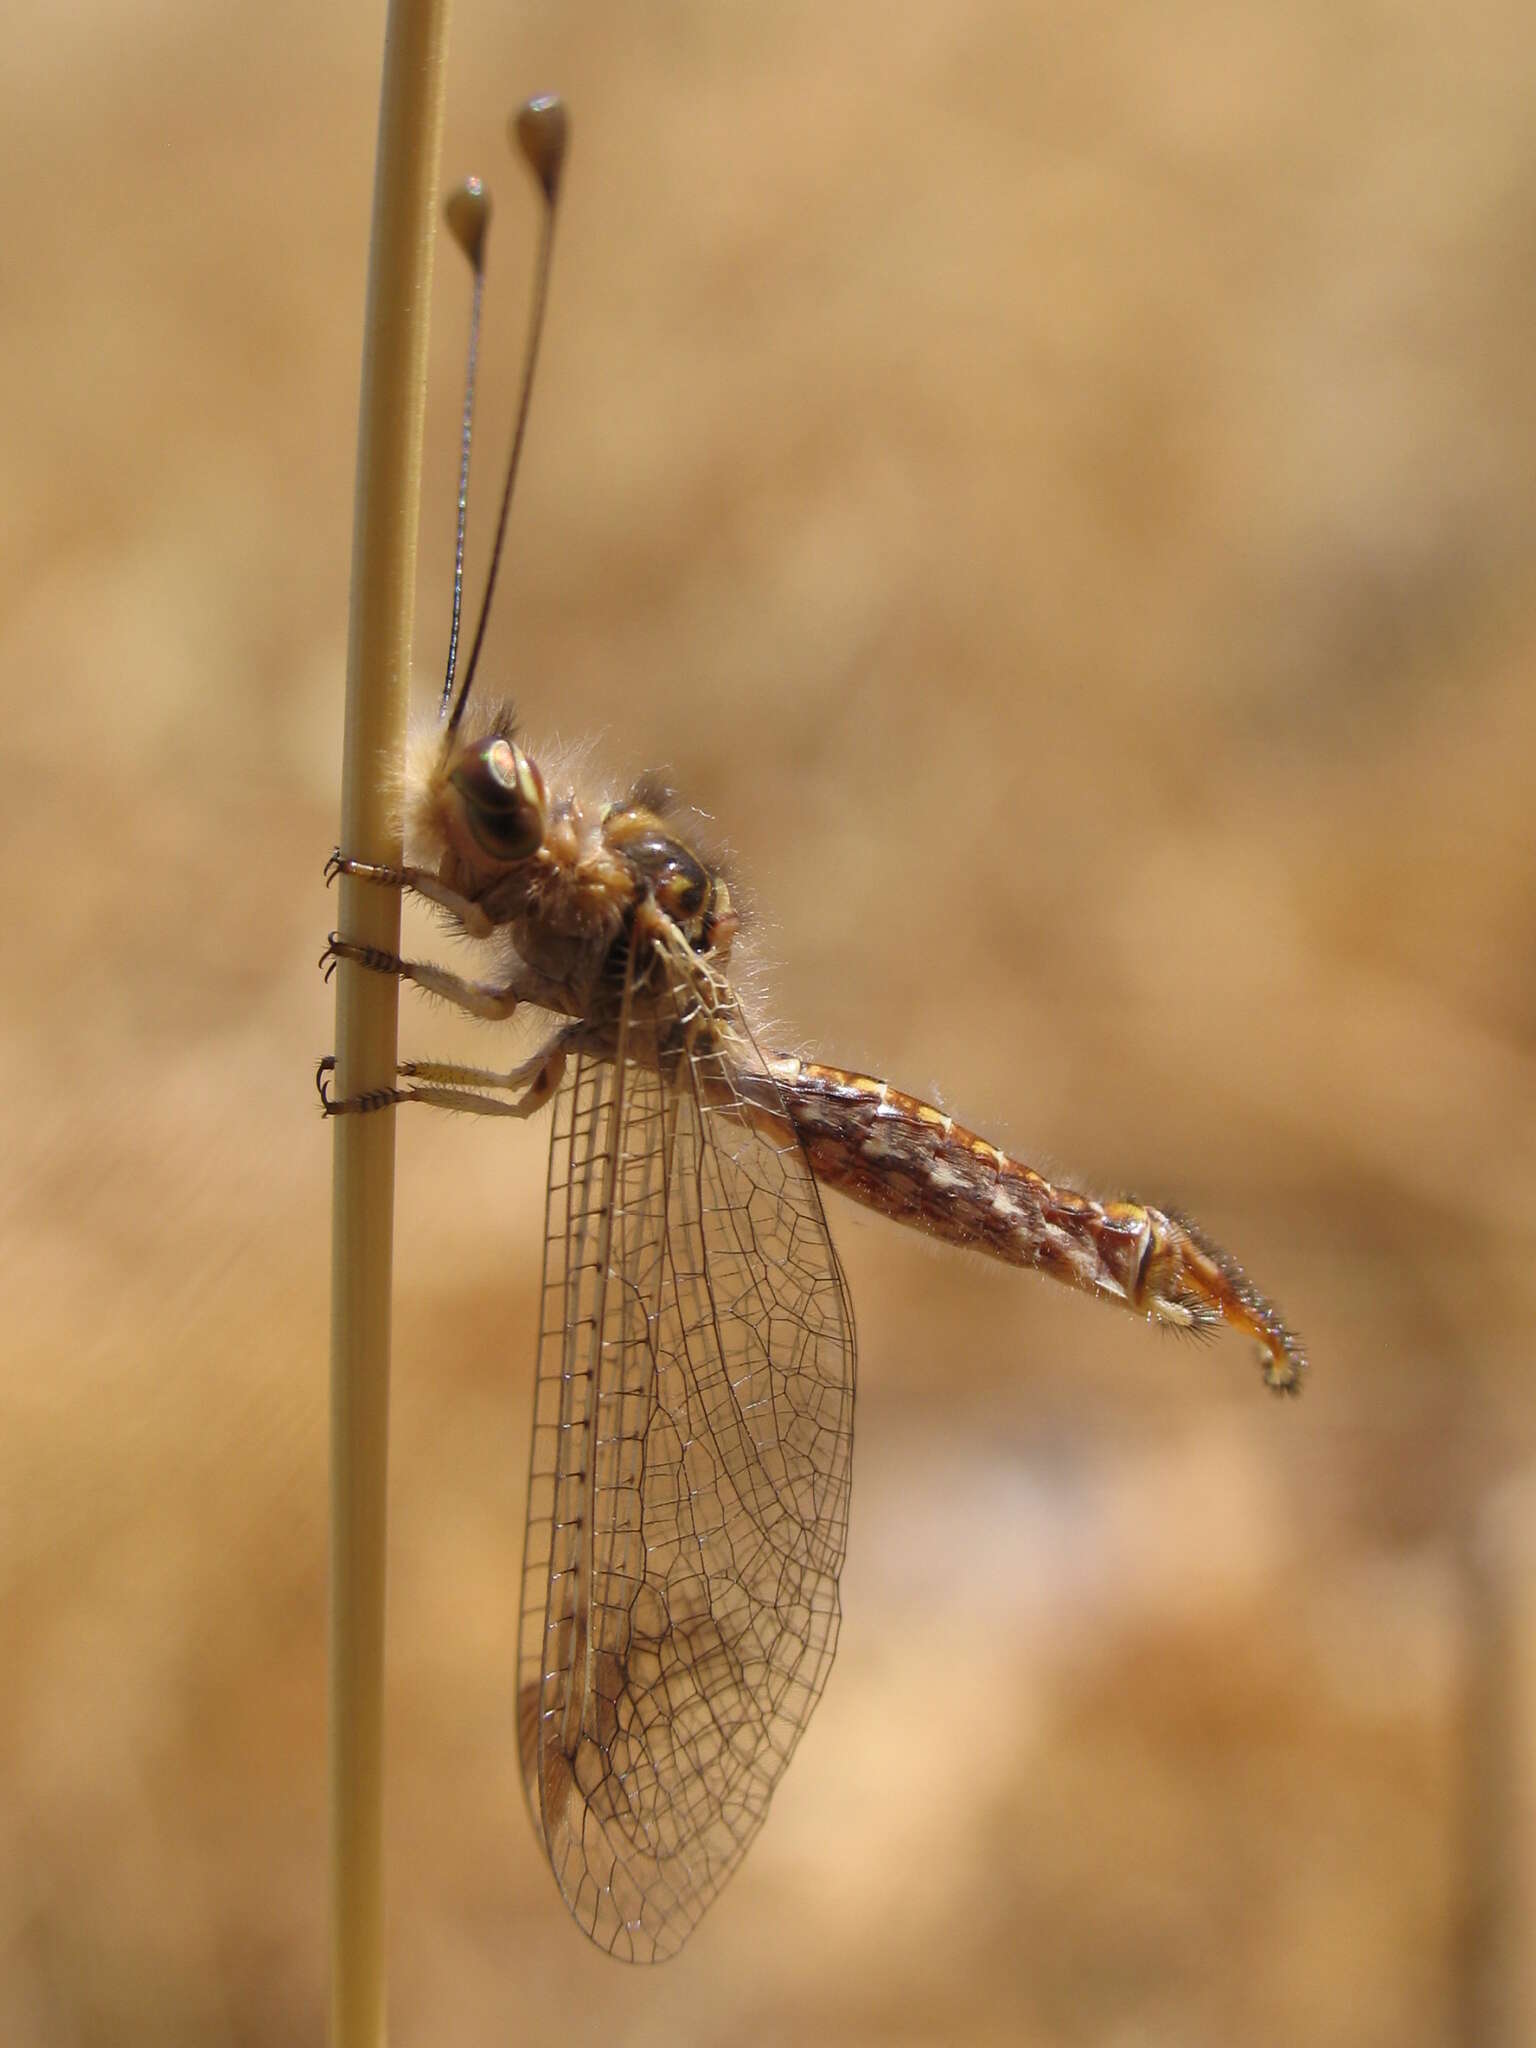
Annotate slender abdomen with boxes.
[761,1055,1305,1394]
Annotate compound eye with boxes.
[627,831,708,917]
[451,738,546,862]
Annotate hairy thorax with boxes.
[404,706,738,1048]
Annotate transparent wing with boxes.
[516,1001,855,1962]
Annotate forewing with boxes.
[517,1017,855,1962]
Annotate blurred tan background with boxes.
[4,2,1535,2043]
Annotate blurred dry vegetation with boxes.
[4,3,1536,2044]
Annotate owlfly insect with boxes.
[321,95,1306,1964]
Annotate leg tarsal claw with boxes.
[326,850,409,891]
[316,1056,407,1118]
[319,933,404,982]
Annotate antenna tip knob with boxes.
[512,94,569,203]
[445,177,490,269]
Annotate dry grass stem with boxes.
[329,3,453,2043]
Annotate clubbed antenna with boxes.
[439,177,490,719]
[445,94,570,738]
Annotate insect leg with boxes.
[320,933,548,1022]
[317,1038,570,1119]
[398,1042,568,1112]
[325,849,494,939]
